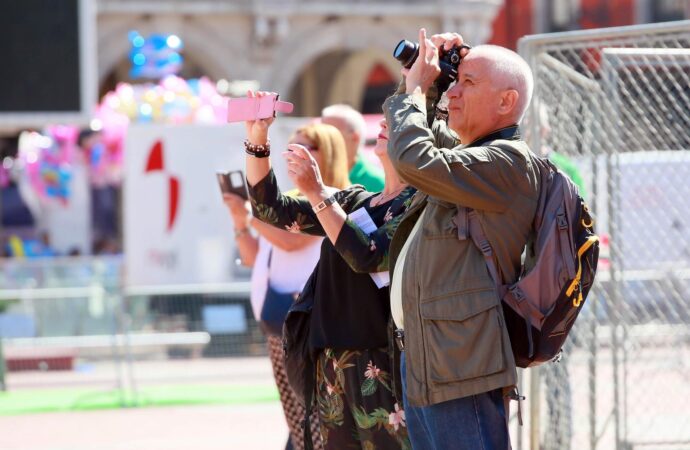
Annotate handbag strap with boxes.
[267,246,274,279]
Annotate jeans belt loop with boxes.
[394,329,405,351]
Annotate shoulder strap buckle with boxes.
[479,240,493,256]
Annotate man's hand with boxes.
[244,90,275,145]
[404,28,441,95]
[430,32,470,58]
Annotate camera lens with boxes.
[393,39,419,69]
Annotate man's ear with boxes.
[498,89,519,116]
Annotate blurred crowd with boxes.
[0,130,120,258]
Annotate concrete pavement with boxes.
[0,403,289,450]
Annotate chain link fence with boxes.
[518,20,690,450]
[0,256,270,412]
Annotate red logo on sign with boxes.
[144,140,180,232]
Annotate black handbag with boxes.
[259,249,298,336]
[260,285,296,336]
[283,266,318,450]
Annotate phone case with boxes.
[217,171,249,200]
[226,94,294,123]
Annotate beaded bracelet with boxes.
[244,140,271,158]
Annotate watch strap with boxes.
[312,195,337,214]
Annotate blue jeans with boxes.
[400,352,510,450]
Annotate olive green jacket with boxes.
[383,92,540,407]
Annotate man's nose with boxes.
[447,83,461,98]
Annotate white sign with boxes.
[124,120,308,288]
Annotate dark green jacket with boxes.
[384,92,540,407]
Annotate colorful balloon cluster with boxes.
[16,76,230,203]
[129,31,184,79]
[95,75,229,126]
[18,126,77,203]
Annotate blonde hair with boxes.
[293,123,351,190]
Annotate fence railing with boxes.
[0,256,266,410]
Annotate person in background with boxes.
[321,104,385,192]
[77,129,119,253]
[244,90,413,450]
[223,121,351,450]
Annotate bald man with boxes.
[384,29,540,449]
[321,104,385,192]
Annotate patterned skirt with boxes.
[315,347,411,450]
[267,335,323,450]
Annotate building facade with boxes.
[490,0,689,49]
[97,0,503,116]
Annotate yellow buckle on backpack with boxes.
[573,291,584,307]
[566,235,599,307]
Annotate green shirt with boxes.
[549,151,587,200]
[349,155,385,192]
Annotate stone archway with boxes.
[326,48,400,109]
[266,20,410,104]
[97,15,242,93]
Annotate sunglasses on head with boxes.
[300,143,319,152]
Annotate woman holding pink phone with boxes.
[243,90,414,450]
[223,121,350,450]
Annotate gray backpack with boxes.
[467,157,599,368]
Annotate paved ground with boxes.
[0,356,290,450]
[0,403,289,450]
[2,342,689,449]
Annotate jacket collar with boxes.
[466,125,521,147]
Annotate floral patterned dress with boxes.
[248,169,415,450]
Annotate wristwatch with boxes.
[234,227,250,238]
[312,195,337,214]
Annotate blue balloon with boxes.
[187,78,200,95]
[132,53,146,66]
[151,34,166,50]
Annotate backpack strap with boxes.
[466,209,536,358]
[467,209,506,297]
[556,203,577,279]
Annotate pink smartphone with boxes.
[227,94,294,123]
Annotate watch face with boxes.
[313,196,335,213]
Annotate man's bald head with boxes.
[446,44,534,143]
[462,45,534,122]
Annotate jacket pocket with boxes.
[421,199,457,240]
[421,285,505,384]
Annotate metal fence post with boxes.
[530,367,541,450]
[517,370,524,450]
[589,295,598,450]
[119,292,138,407]
[0,336,6,391]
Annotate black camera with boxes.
[393,39,469,93]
